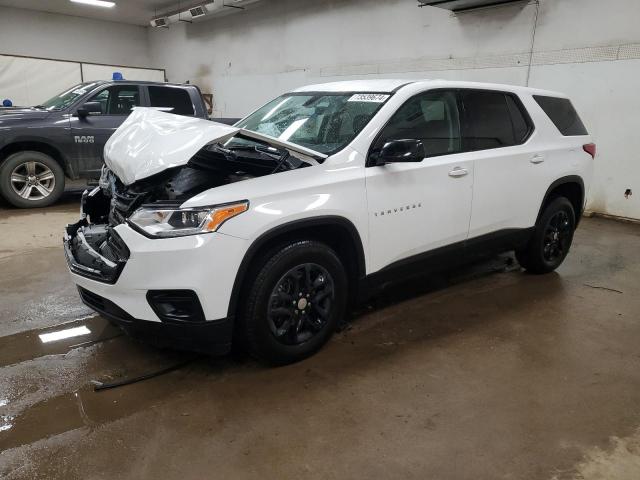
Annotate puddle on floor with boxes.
[0,315,121,368]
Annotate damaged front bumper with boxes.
[63,195,248,355]
[64,219,129,284]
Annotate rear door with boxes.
[70,84,142,178]
[460,89,542,239]
[365,89,474,273]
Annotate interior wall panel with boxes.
[81,64,165,83]
[0,55,82,106]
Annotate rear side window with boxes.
[460,90,532,151]
[533,95,588,136]
[148,86,194,116]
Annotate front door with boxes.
[365,89,474,273]
[70,84,142,178]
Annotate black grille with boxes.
[109,189,146,226]
[100,229,130,263]
[78,287,134,323]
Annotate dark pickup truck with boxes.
[0,80,212,208]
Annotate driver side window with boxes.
[88,85,140,115]
[372,90,462,159]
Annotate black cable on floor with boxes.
[90,356,199,391]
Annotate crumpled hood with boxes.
[104,108,240,186]
[104,108,324,186]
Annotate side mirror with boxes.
[373,139,424,165]
[77,101,103,118]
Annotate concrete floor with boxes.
[1,194,640,480]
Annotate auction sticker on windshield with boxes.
[348,93,390,103]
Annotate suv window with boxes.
[89,85,140,115]
[148,86,194,116]
[533,95,588,136]
[371,90,462,159]
[505,94,532,143]
[460,90,533,151]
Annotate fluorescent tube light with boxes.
[39,325,91,343]
[70,0,116,8]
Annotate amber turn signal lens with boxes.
[205,202,249,231]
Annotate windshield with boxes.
[234,92,391,155]
[38,82,100,111]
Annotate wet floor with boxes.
[1,195,640,479]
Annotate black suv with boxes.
[0,80,209,208]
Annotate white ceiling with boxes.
[0,0,197,26]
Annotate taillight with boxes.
[583,143,596,159]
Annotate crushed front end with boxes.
[63,174,244,354]
[63,108,320,354]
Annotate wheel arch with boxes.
[537,175,585,227]
[0,141,72,178]
[227,216,367,320]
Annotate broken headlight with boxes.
[128,201,249,238]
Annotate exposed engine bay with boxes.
[90,139,309,225]
[64,138,310,283]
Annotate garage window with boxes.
[534,95,588,136]
[148,86,194,116]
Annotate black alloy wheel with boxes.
[267,263,335,346]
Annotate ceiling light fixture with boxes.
[70,0,116,8]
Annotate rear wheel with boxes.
[239,240,348,365]
[0,151,65,208]
[516,196,576,274]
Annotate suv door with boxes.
[458,90,539,239]
[365,89,473,273]
[70,84,142,178]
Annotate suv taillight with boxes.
[583,143,596,159]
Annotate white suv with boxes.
[64,79,595,364]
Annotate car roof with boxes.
[293,79,413,93]
[291,79,567,98]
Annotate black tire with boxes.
[239,240,348,365]
[516,196,576,274]
[0,151,65,208]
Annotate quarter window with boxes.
[88,85,140,115]
[371,90,462,160]
[533,95,588,136]
[148,86,195,116]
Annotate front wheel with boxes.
[239,240,348,365]
[516,196,576,274]
[0,151,65,208]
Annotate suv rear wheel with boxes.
[516,196,576,274]
[239,240,348,365]
[0,151,65,208]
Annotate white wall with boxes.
[149,0,640,219]
[0,6,164,106]
[0,5,152,67]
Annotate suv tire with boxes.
[516,196,576,274]
[239,240,348,365]
[0,151,65,208]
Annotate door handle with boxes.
[530,154,545,164]
[448,167,468,178]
